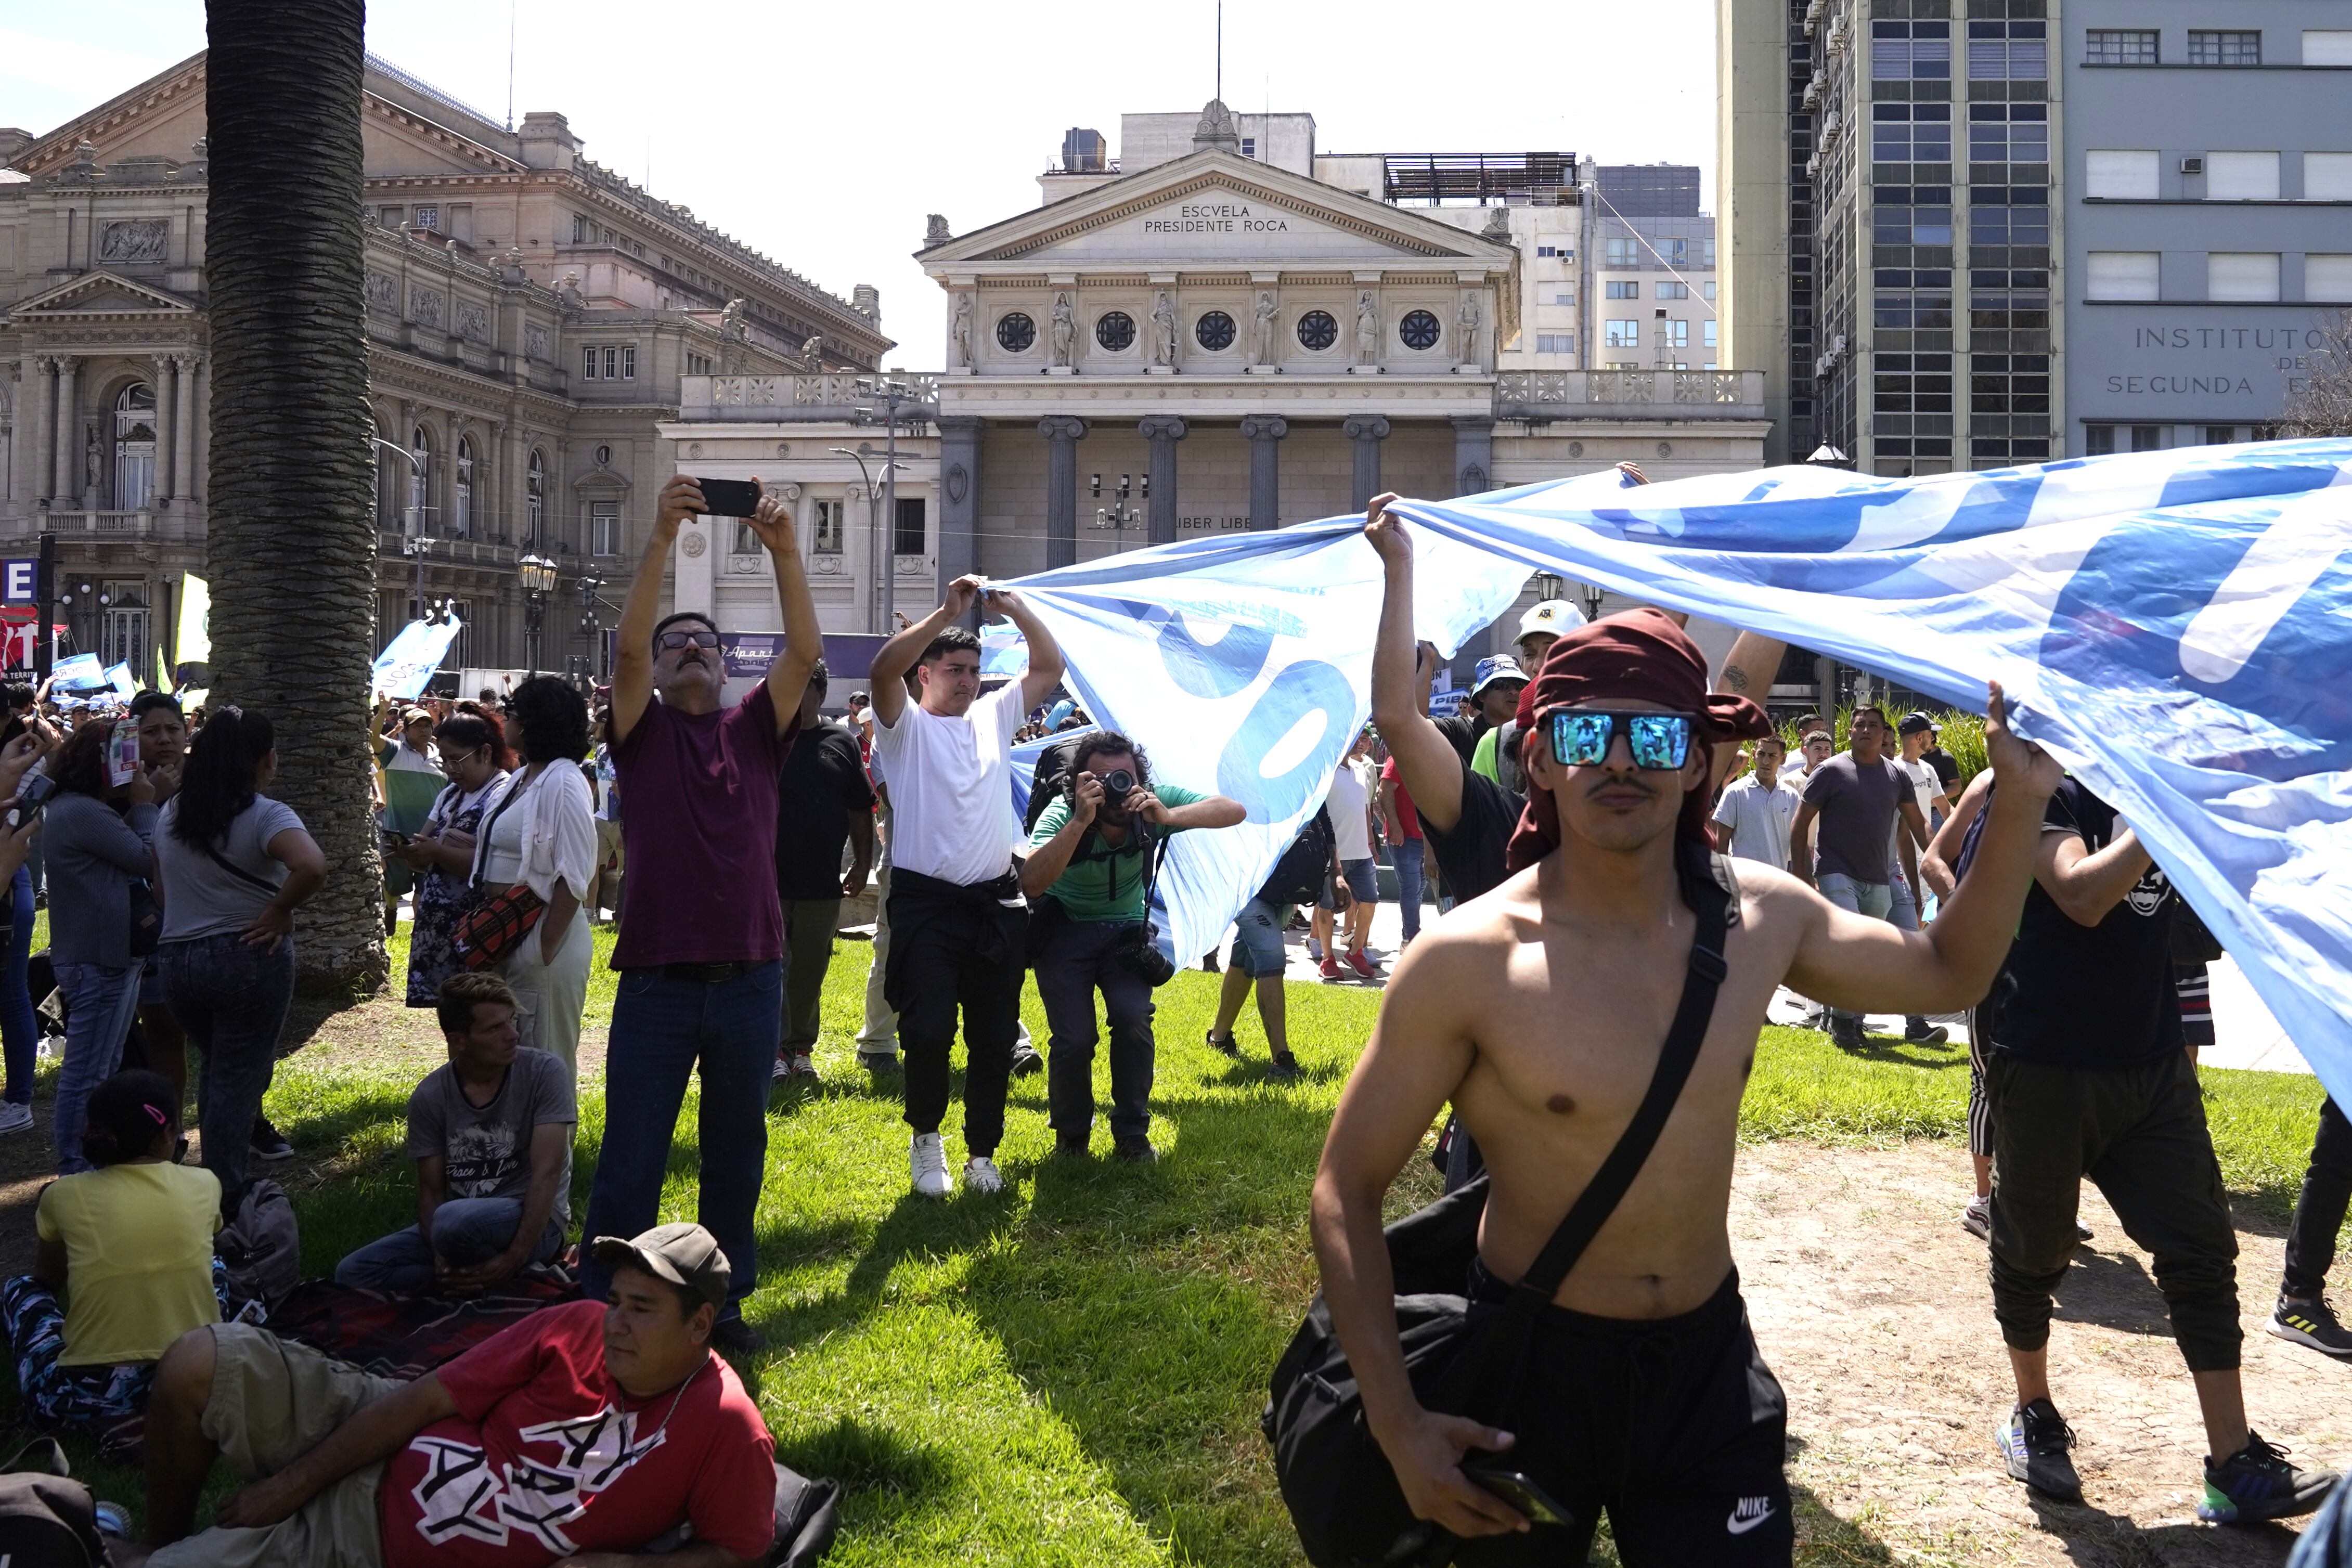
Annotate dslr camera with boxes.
[1112,918,1178,987]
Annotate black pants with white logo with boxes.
[1451,1266,1793,1566]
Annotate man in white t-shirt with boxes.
[1711,733,1801,871]
[868,576,1066,1198]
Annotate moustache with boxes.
[1583,773,1657,799]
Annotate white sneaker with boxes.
[962,1156,1005,1195]
[910,1133,951,1199]
[0,1100,30,1136]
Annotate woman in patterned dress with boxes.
[397,712,509,1006]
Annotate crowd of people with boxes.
[0,459,2345,1566]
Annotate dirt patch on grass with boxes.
[1737,1138,2337,1566]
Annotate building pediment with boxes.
[8,270,198,322]
[921,150,1514,275]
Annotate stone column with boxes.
[152,354,176,502]
[937,416,985,584]
[51,355,78,513]
[12,355,42,506]
[1239,413,1288,532]
[1138,416,1186,546]
[1342,414,1390,511]
[1038,415,1087,569]
[174,355,199,506]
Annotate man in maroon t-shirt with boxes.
[130,1223,777,1568]
[576,474,821,1353]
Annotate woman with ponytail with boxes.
[3,1069,222,1452]
[151,707,326,1204]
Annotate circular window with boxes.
[1295,309,1339,351]
[1195,310,1237,352]
[996,313,1036,353]
[1398,309,1442,351]
[1095,310,1136,352]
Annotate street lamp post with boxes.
[1089,472,1144,552]
[855,376,921,633]
[575,568,619,679]
[827,444,909,634]
[518,552,558,676]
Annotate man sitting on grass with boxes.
[333,974,574,1298]
[125,1222,777,1568]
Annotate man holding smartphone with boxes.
[575,473,820,1355]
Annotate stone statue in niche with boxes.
[950,292,974,368]
[720,297,746,339]
[1151,292,1178,367]
[1049,293,1075,367]
[1355,291,1379,363]
[85,424,102,496]
[1252,291,1279,366]
[99,219,168,264]
[800,333,824,368]
[1457,292,1482,365]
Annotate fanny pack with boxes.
[1261,850,1733,1567]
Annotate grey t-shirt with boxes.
[155,795,305,942]
[405,1047,577,1221]
[1801,753,1906,883]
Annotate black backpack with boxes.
[1022,733,1092,837]
[0,1439,108,1567]
[1257,809,1336,909]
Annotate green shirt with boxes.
[1470,726,1502,785]
[1028,784,1205,923]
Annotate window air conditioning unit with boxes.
[2180,157,2205,175]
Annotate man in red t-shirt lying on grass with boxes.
[122,1223,777,1568]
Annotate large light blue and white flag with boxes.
[1384,439,2352,1106]
[1003,523,1532,963]
[371,617,463,701]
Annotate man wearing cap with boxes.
[577,474,822,1357]
[1313,600,2065,1558]
[1904,711,1960,827]
[1432,654,1526,775]
[374,700,443,932]
[129,1221,779,1568]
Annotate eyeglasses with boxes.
[437,746,485,772]
[655,629,721,651]
[1546,710,1696,771]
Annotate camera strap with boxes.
[1136,833,1171,931]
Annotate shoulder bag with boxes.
[1262,847,1734,1568]
[452,771,546,970]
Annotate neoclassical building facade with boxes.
[662,102,1769,682]
[0,52,888,681]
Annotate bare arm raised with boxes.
[611,476,704,746]
[1363,498,1470,834]
[739,483,822,736]
[868,576,979,727]
[1781,682,2060,1016]
[985,587,1067,711]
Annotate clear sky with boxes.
[0,0,1718,366]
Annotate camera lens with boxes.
[1103,768,1135,795]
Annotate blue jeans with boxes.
[2,867,35,1105]
[577,961,781,1317]
[332,1198,567,1297]
[1228,896,1290,978]
[1393,839,1426,942]
[163,933,296,1200]
[1817,873,1892,1024]
[53,958,146,1173]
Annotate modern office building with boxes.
[1587,165,1721,371]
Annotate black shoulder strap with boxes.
[1503,848,1734,1318]
[207,843,279,895]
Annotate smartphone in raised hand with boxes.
[693,477,764,518]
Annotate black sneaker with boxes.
[1113,1136,1157,1163]
[2269,1294,2352,1362]
[1828,1015,1867,1051]
[708,1316,766,1358]
[2200,1430,2338,1523]
[1205,1029,1240,1059]
[1010,1043,1044,1078]
[1053,1132,1091,1159]
[1995,1398,2083,1502]
[859,1051,901,1075]
[1904,1017,1949,1046]
[1268,1053,1302,1082]
[249,1116,295,1162]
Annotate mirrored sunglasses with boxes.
[1547,710,1696,771]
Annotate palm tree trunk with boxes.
[205,0,386,993]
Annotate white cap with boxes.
[1516,599,1586,645]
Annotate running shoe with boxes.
[1904,1017,1949,1046]
[1113,1135,1158,1164]
[910,1133,951,1199]
[771,1056,792,1083]
[1828,1015,1867,1051]
[963,1156,1006,1195]
[0,1100,31,1136]
[860,1051,901,1076]
[1345,948,1379,979]
[1205,1029,1240,1059]
[1995,1397,2083,1503]
[2269,1293,2352,1362]
[2200,1431,2337,1523]
[785,1053,818,1080]
[1318,956,1342,980]
[1960,1196,1990,1240]
[1268,1053,1302,1082]
[1010,1042,1044,1078]
[249,1116,295,1162]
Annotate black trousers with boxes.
[2283,1095,2352,1299]
[1033,917,1156,1141]
[1452,1267,1793,1567]
[893,892,1024,1157]
[1986,1048,2242,1370]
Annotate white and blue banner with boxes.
[49,653,107,691]
[1002,520,1532,964]
[371,617,463,701]
[1386,439,2352,1107]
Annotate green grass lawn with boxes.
[15,933,2334,1565]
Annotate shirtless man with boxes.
[1313,550,2062,1559]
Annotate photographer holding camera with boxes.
[1020,733,1242,1163]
